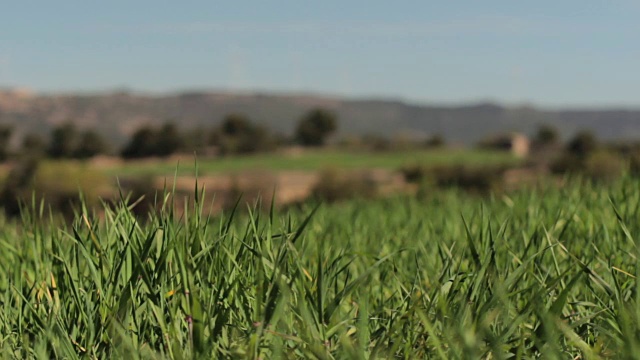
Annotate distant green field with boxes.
[104,149,520,177]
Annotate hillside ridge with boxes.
[1,88,639,145]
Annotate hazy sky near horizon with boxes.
[1,1,639,106]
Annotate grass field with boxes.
[103,148,520,177]
[1,175,639,358]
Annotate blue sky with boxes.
[1,1,639,106]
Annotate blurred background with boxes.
[1,1,639,216]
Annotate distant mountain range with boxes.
[1,88,639,146]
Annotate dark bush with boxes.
[630,150,640,176]
[583,151,626,182]
[155,123,184,157]
[214,114,274,155]
[550,153,583,174]
[121,123,186,159]
[401,164,506,193]
[0,156,40,216]
[425,134,445,148]
[401,165,427,183]
[550,150,626,182]
[567,130,598,158]
[114,176,159,216]
[74,130,109,159]
[433,166,505,193]
[534,124,560,147]
[22,133,47,157]
[121,126,157,159]
[0,125,13,162]
[48,122,79,159]
[296,108,338,146]
[312,168,377,202]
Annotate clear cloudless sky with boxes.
[1,1,639,107]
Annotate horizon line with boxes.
[2,85,640,111]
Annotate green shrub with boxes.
[1,159,113,218]
[551,150,626,182]
[583,150,626,182]
[435,165,505,192]
[401,164,506,193]
[31,161,112,217]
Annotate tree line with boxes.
[1,108,339,161]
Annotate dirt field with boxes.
[155,168,409,212]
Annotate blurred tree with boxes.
[208,128,222,147]
[74,130,109,159]
[216,114,273,155]
[237,125,273,154]
[182,126,208,155]
[221,114,251,137]
[425,134,445,148]
[0,125,13,161]
[567,130,598,158]
[535,124,560,146]
[22,133,47,157]
[0,156,39,216]
[295,108,338,146]
[121,126,157,159]
[155,123,184,157]
[48,122,79,158]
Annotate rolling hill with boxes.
[1,88,639,146]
